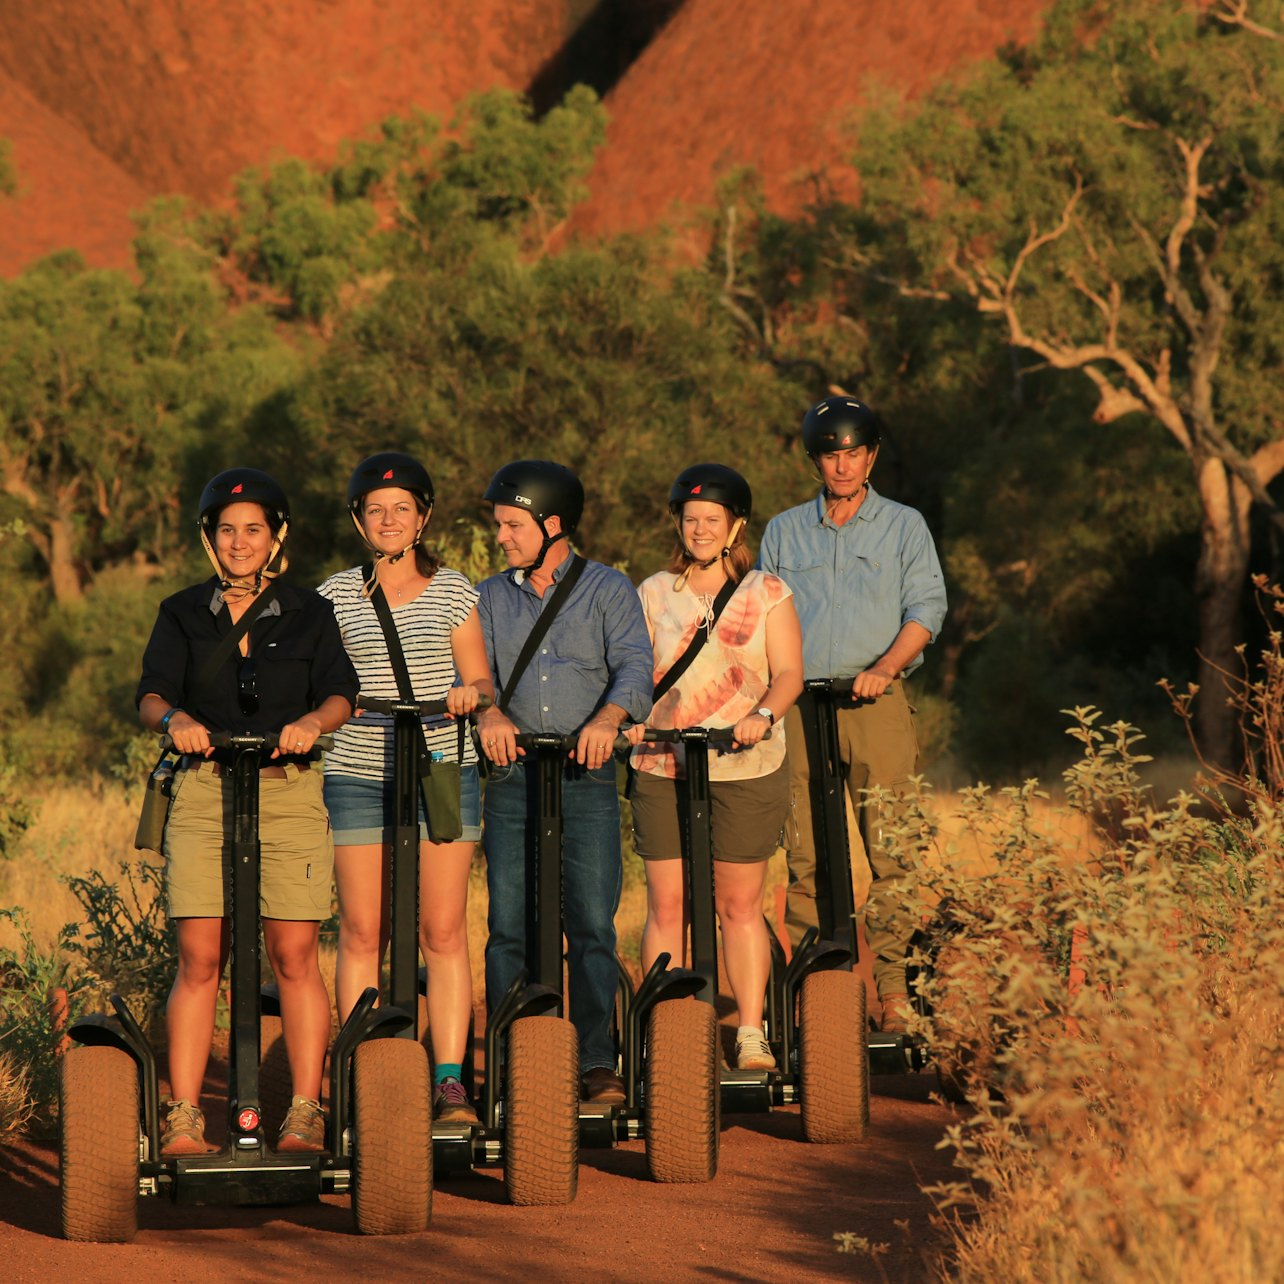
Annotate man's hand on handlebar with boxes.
[477,706,522,767]
[574,711,620,770]
[850,668,895,701]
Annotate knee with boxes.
[339,910,383,957]
[420,910,466,957]
[268,943,320,985]
[647,888,685,931]
[176,953,222,990]
[716,893,762,927]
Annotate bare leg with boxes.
[333,842,389,1023]
[166,917,229,1104]
[418,838,475,1069]
[263,919,330,1101]
[641,858,689,975]
[714,860,771,1028]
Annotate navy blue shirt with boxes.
[136,577,358,739]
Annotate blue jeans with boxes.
[482,758,623,1072]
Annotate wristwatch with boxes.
[755,707,775,726]
[160,707,181,732]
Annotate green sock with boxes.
[434,1063,462,1086]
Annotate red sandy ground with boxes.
[1,1068,958,1283]
[0,1,1048,276]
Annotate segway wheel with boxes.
[644,998,719,1183]
[351,1038,433,1234]
[799,970,868,1144]
[60,1045,139,1242]
[504,1015,578,1206]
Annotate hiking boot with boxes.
[276,1095,326,1153]
[879,993,913,1036]
[433,1077,479,1125]
[161,1098,212,1156]
[580,1067,626,1105]
[735,1027,777,1071]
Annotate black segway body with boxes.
[647,724,868,1144]
[62,731,439,1240]
[796,678,926,1076]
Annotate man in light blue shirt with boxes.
[475,460,653,1105]
[758,396,946,1032]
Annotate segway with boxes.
[643,724,868,1145]
[355,697,580,1206]
[60,731,433,1243]
[511,732,715,1184]
[795,678,927,1079]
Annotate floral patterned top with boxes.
[629,569,792,782]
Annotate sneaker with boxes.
[879,993,912,1036]
[161,1098,211,1156]
[735,1028,777,1071]
[433,1077,479,1125]
[580,1067,626,1105]
[276,1095,327,1153]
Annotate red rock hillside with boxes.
[0,0,1049,275]
[570,0,1048,239]
[0,0,583,273]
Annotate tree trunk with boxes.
[1193,457,1251,769]
[46,517,84,604]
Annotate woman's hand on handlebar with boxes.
[621,722,647,747]
[477,706,522,767]
[274,713,323,759]
[166,710,214,758]
[445,684,481,718]
[731,711,773,750]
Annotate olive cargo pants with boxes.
[783,680,919,997]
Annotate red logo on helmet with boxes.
[382,469,394,480]
[231,483,243,494]
[691,485,702,494]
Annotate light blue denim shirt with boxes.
[477,554,654,734]
[758,486,947,681]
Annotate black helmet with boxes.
[198,468,289,532]
[484,460,584,534]
[801,397,883,455]
[668,464,752,520]
[347,451,435,514]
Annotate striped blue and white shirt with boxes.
[317,565,479,781]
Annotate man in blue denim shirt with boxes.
[475,460,653,1104]
[759,397,946,1033]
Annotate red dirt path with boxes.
[1,1070,956,1283]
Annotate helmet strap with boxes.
[201,520,289,604]
[672,514,744,589]
[514,525,568,584]
[353,505,431,596]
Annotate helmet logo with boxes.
[691,485,702,495]
[514,493,532,507]
[231,483,243,494]
[382,469,394,480]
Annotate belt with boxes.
[179,756,312,779]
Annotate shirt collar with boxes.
[208,584,283,616]
[814,484,884,529]
[511,545,577,590]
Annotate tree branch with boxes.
[1213,0,1284,42]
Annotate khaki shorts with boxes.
[630,763,788,864]
[164,763,334,921]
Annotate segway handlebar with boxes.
[507,726,772,755]
[356,693,493,717]
[161,731,335,752]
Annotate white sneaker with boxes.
[735,1027,776,1071]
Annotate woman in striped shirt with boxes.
[318,452,493,1124]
